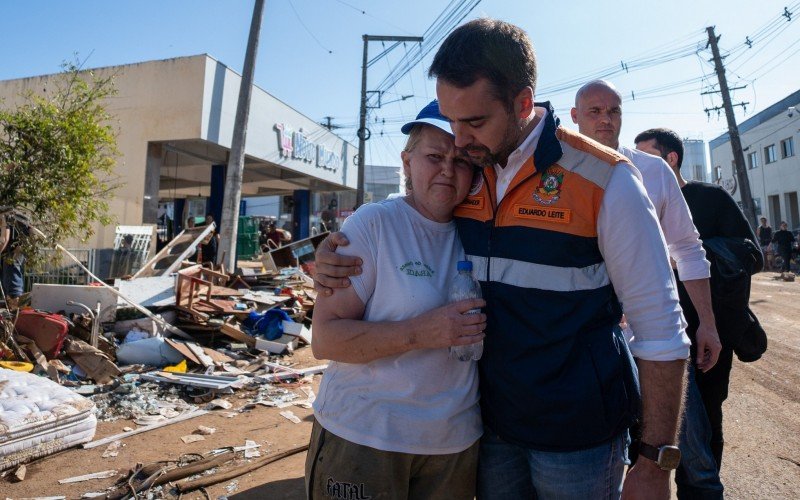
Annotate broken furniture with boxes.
[175,264,235,321]
[261,232,328,274]
[132,223,216,279]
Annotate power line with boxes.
[287,0,333,54]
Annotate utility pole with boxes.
[356,35,423,208]
[706,26,758,228]
[320,116,343,131]
[219,0,265,272]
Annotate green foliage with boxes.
[0,61,121,266]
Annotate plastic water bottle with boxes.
[448,260,483,361]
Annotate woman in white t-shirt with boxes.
[306,101,486,499]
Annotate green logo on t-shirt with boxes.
[399,260,435,277]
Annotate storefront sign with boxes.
[721,176,737,195]
[275,123,342,173]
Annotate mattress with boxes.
[0,368,97,471]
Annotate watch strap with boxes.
[638,442,661,463]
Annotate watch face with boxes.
[658,446,682,470]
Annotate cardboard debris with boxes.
[164,338,233,366]
[279,410,302,424]
[12,464,26,482]
[101,441,122,458]
[180,434,205,444]
[220,322,256,347]
[16,336,59,382]
[195,425,216,435]
[206,398,233,410]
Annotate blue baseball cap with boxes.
[401,99,453,136]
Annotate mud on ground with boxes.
[3,273,799,499]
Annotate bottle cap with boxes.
[457,260,473,272]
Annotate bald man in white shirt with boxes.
[572,80,725,500]
[571,80,721,371]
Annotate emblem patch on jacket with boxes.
[533,167,565,205]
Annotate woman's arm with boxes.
[312,285,486,364]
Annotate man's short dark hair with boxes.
[634,128,684,167]
[428,18,537,109]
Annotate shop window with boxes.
[747,151,759,169]
[764,144,777,164]
[781,137,795,158]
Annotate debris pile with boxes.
[0,227,328,476]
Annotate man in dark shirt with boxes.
[200,214,218,265]
[772,221,794,273]
[757,217,774,270]
[636,128,758,484]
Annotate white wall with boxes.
[710,100,800,228]
[200,57,356,190]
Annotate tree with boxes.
[0,62,120,267]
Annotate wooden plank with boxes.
[82,410,209,449]
[132,223,215,279]
[219,323,256,347]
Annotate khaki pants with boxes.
[305,419,478,500]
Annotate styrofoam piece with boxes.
[254,335,299,354]
[31,284,117,322]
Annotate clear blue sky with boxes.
[2,0,799,169]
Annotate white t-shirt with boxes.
[619,146,710,281]
[313,197,482,455]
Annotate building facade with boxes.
[682,139,707,183]
[709,89,800,229]
[0,54,358,260]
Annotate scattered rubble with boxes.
[0,230,328,476]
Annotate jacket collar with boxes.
[532,101,563,174]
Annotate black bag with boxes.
[703,237,767,363]
[734,308,768,362]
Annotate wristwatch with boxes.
[639,442,681,470]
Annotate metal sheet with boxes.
[140,371,241,389]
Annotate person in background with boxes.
[636,127,759,476]
[757,217,774,270]
[264,222,291,250]
[772,221,794,273]
[0,214,24,310]
[571,80,722,498]
[200,214,218,265]
[306,100,485,499]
